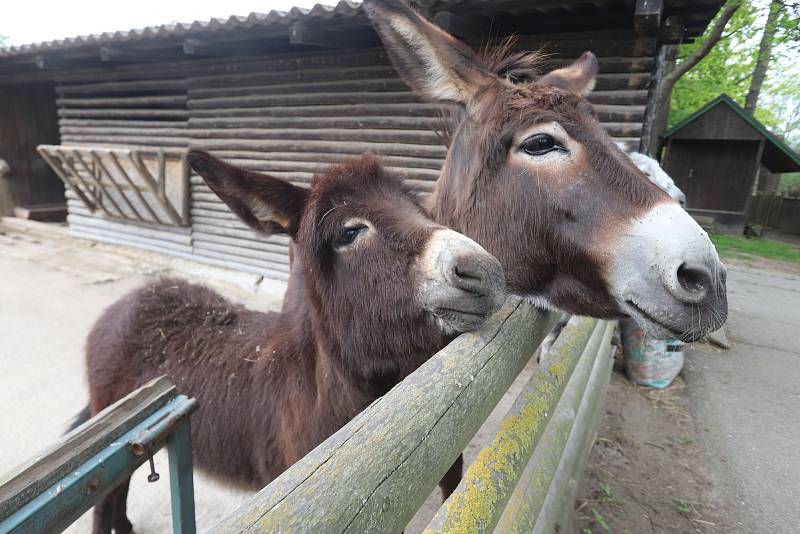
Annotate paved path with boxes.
[684,265,800,533]
[0,221,281,532]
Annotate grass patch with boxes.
[709,234,800,263]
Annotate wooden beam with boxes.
[658,19,687,43]
[34,55,70,70]
[635,0,664,36]
[432,12,486,39]
[99,46,151,63]
[182,38,259,57]
[288,23,379,49]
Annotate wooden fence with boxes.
[215,298,616,533]
[747,193,800,236]
[0,299,614,533]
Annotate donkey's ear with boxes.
[538,52,599,96]
[187,150,308,238]
[363,0,493,105]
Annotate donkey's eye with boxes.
[520,134,566,156]
[334,225,367,249]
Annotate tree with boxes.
[647,0,742,155]
[744,0,783,114]
[663,1,800,149]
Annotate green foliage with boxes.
[0,35,7,47]
[669,1,800,149]
[779,173,800,196]
[591,508,611,532]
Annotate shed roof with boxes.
[0,1,363,58]
[0,0,722,58]
[664,94,800,174]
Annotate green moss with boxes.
[428,323,598,533]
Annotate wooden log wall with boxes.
[56,72,192,256]
[54,29,654,282]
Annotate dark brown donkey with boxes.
[80,151,504,533]
[364,0,727,343]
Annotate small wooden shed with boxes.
[0,0,723,285]
[662,94,800,234]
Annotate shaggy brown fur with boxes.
[83,153,502,533]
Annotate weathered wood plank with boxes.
[57,78,188,96]
[491,321,614,533]
[188,139,447,159]
[0,377,175,521]
[188,127,442,145]
[56,95,188,108]
[215,298,558,533]
[424,317,608,533]
[530,329,614,534]
[1,390,198,533]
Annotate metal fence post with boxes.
[167,420,196,534]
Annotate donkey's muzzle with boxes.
[609,202,728,342]
[418,228,506,334]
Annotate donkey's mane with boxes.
[435,36,546,147]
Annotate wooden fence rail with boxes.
[216,298,615,533]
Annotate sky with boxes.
[0,0,329,46]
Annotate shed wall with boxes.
[663,139,762,213]
[55,37,652,282]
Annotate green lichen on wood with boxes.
[426,318,599,534]
[496,321,616,534]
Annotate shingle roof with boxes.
[0,1,362,58]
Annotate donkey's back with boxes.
[86,277,284,488]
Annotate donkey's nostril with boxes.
[446,255,485,291]
[677,262,710,293]
[454,265,481,283]
[442,252,502,297]
[667,261,712,304]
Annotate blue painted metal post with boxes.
[167,420,196,534]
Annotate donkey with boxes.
[364,0,727,343]
[80,151,504,533]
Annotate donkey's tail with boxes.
[65,404,92,434]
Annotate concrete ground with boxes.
[684,265,800,533]
[0,219,281,532]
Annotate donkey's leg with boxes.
[92,481,133,534]
[91,491,116,534]
[438,453,463,499]
[111,479,134,534]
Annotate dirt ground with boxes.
[575,362,730,534]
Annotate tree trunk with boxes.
[647,0,742,155]
[648,46,678,158]
[744,0,782,115]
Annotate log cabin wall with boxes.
[55,70,193,258]
[49,30,653,283]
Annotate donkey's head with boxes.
[187,151,505,361]
[365,0,727,342]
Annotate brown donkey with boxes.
[80,151,504,533]
[364,0,727,342]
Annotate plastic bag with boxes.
[620,318,684,389]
